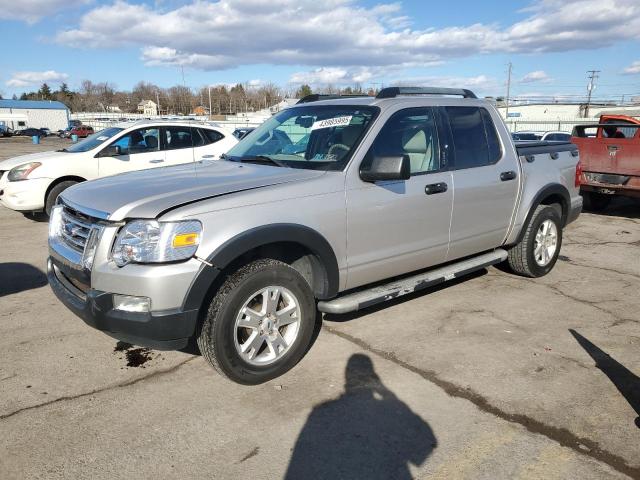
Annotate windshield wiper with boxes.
[238,155,289,168]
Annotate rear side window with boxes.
[446,107,502,169]
[164,126,204,150]
[200,128,224,144]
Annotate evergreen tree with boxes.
[296,84,312,98]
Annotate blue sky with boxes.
[1,0,639,100]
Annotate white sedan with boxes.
[0,120,238,215]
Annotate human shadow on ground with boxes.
[569,329,640,429]
[285,354,437,480]
[0,262,48,297]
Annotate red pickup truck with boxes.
[69,125,94,138]
[572,114,640,210]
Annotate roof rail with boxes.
[376,87,478,99]
[296,94,370,104]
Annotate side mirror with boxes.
[360,154,411,182]
[99,145,122,157]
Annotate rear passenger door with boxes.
[443,106,520,260]
[345,107,453,289]
[162,125,202,166]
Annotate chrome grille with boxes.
[60,205,96,253]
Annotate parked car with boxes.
[69,125,95,138]
[0,125,13,137]
[232,127,255,139]
[40,128,52,137]
[15,128,46,138]
[540,131,571,142]
[0,121,238,215]
[511,131,542,141]
[572,114,640,210]
[47,87,582,384]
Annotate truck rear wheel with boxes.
[581,191,611,211]
[197,258,317,385]
[506,204,563,278]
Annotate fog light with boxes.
[113,295,151,313]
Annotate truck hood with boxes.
[61,160,326,221]
[0,150,69,171]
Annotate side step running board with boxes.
[317,249,508,314]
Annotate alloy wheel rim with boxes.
[233,286,301,366]
[534,219,558,267]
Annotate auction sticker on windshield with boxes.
[311,116,352,131]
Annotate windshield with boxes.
[225,105,378,170]
[62,127,124,153]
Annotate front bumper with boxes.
[0,177,49,211]
[48,258,198,350]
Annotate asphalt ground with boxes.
[1,135,639,479]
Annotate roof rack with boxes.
[296,94,370,104]
[376,87,477,99]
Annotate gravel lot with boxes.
[1,135,639,479]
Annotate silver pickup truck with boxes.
[48,87,583,384]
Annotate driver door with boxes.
[98,127,165,177]
[345,107,453,289]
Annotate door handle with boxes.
[425,182,448,195]
[607,145,620,152]
[500,171,517,181]
[149,159,164,163]
[201,154,216,159]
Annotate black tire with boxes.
[506,204,563,278]
[45,181,77,216]
[581,191,611,211]
[197,258,317,385]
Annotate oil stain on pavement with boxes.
[113,341,156,368]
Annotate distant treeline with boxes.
[8,81,374,115]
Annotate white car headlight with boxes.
[8,162,42,181]
[112,220,202,267]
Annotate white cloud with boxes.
[622,61,640,74]
[289,67,385,85]
[6,70,69,88]
[520,70,551,83]
[53,0,640,72]
[0,0,89,23]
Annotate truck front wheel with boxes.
[506,204,563,278]
[197,258,317,384]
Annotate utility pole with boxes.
[505,62,512,119]
[208,86,212,119]
[585,70,600,118]
[155,90,160,116]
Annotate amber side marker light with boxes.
[172,233,200,248]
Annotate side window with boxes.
[480,108,502,163]
[446,106,498,169]
[200,128,224,145]
[164,126,203,150]
[111,128,160,155]
[366,108,440,175]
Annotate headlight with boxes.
[112,220,202,267]
[8,162,42,181]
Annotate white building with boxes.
[0,99,70,131]
[137,100,158,116]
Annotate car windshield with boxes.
[61,127,124,153]
[225,105,378,170]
